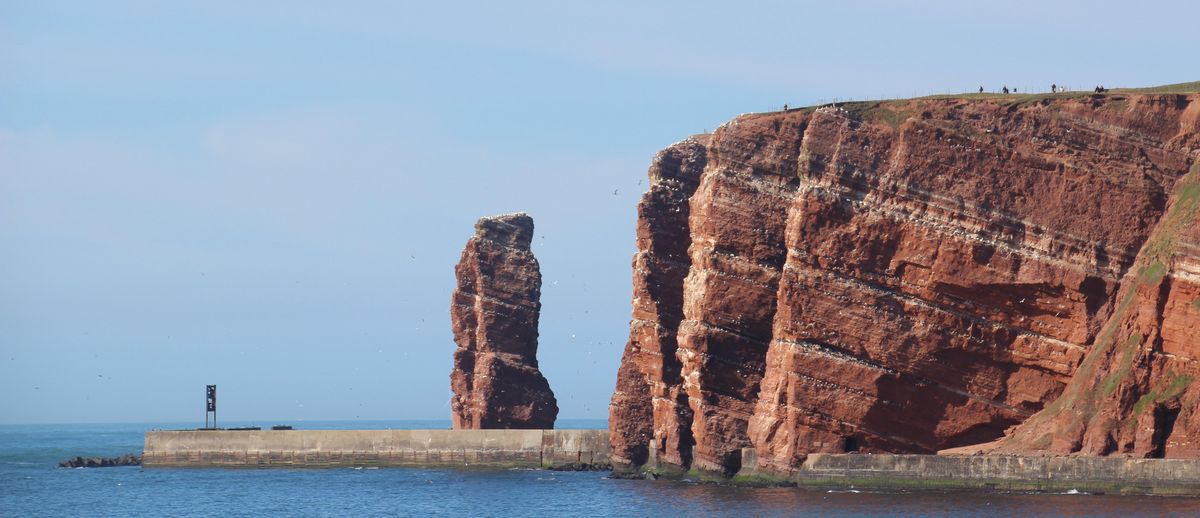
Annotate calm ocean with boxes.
[2,419,1197,517]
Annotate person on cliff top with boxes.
[1002,86,1009,94]
[979,86,984,93]
[1052,83,1057,93]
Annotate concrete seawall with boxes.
[735,449,1200,496]
[144,430,1200,495]
[143,429,609,469]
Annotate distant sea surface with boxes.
[2,420,1198,517]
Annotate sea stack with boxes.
[450,212,558,429]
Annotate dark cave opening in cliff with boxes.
[843,436,861,453]
[1149,404,1181,458]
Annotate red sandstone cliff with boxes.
[610,86,1200,475]
[991,160,1200,458]
[609,138,708,469]
[451,213,558,429]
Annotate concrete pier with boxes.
[143,429,609,469]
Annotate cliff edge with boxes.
[610,83,1200,475]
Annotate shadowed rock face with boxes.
[610,92,1200,475]
[451,213,558,429]
[609,137,708,469]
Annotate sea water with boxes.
[2,420,1197,517]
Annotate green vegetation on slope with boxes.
[1131,374,1193,424]
[1031,160,1200,437]
[1100,335,1142,396]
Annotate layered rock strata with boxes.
[611,89,1200,475]
[991,161,1200,458]
[451,213,558,429]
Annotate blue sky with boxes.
[2,1,1196,424]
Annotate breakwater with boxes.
[143,429,609,469]
[733,450,1200,496]
[144,429,1200,495]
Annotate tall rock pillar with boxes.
[450,212,558,429]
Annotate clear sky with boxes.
[2,1,1196,424]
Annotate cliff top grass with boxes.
[1113,80,1200,94]
[775,80,1200,118]
[923,80,1200,101]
